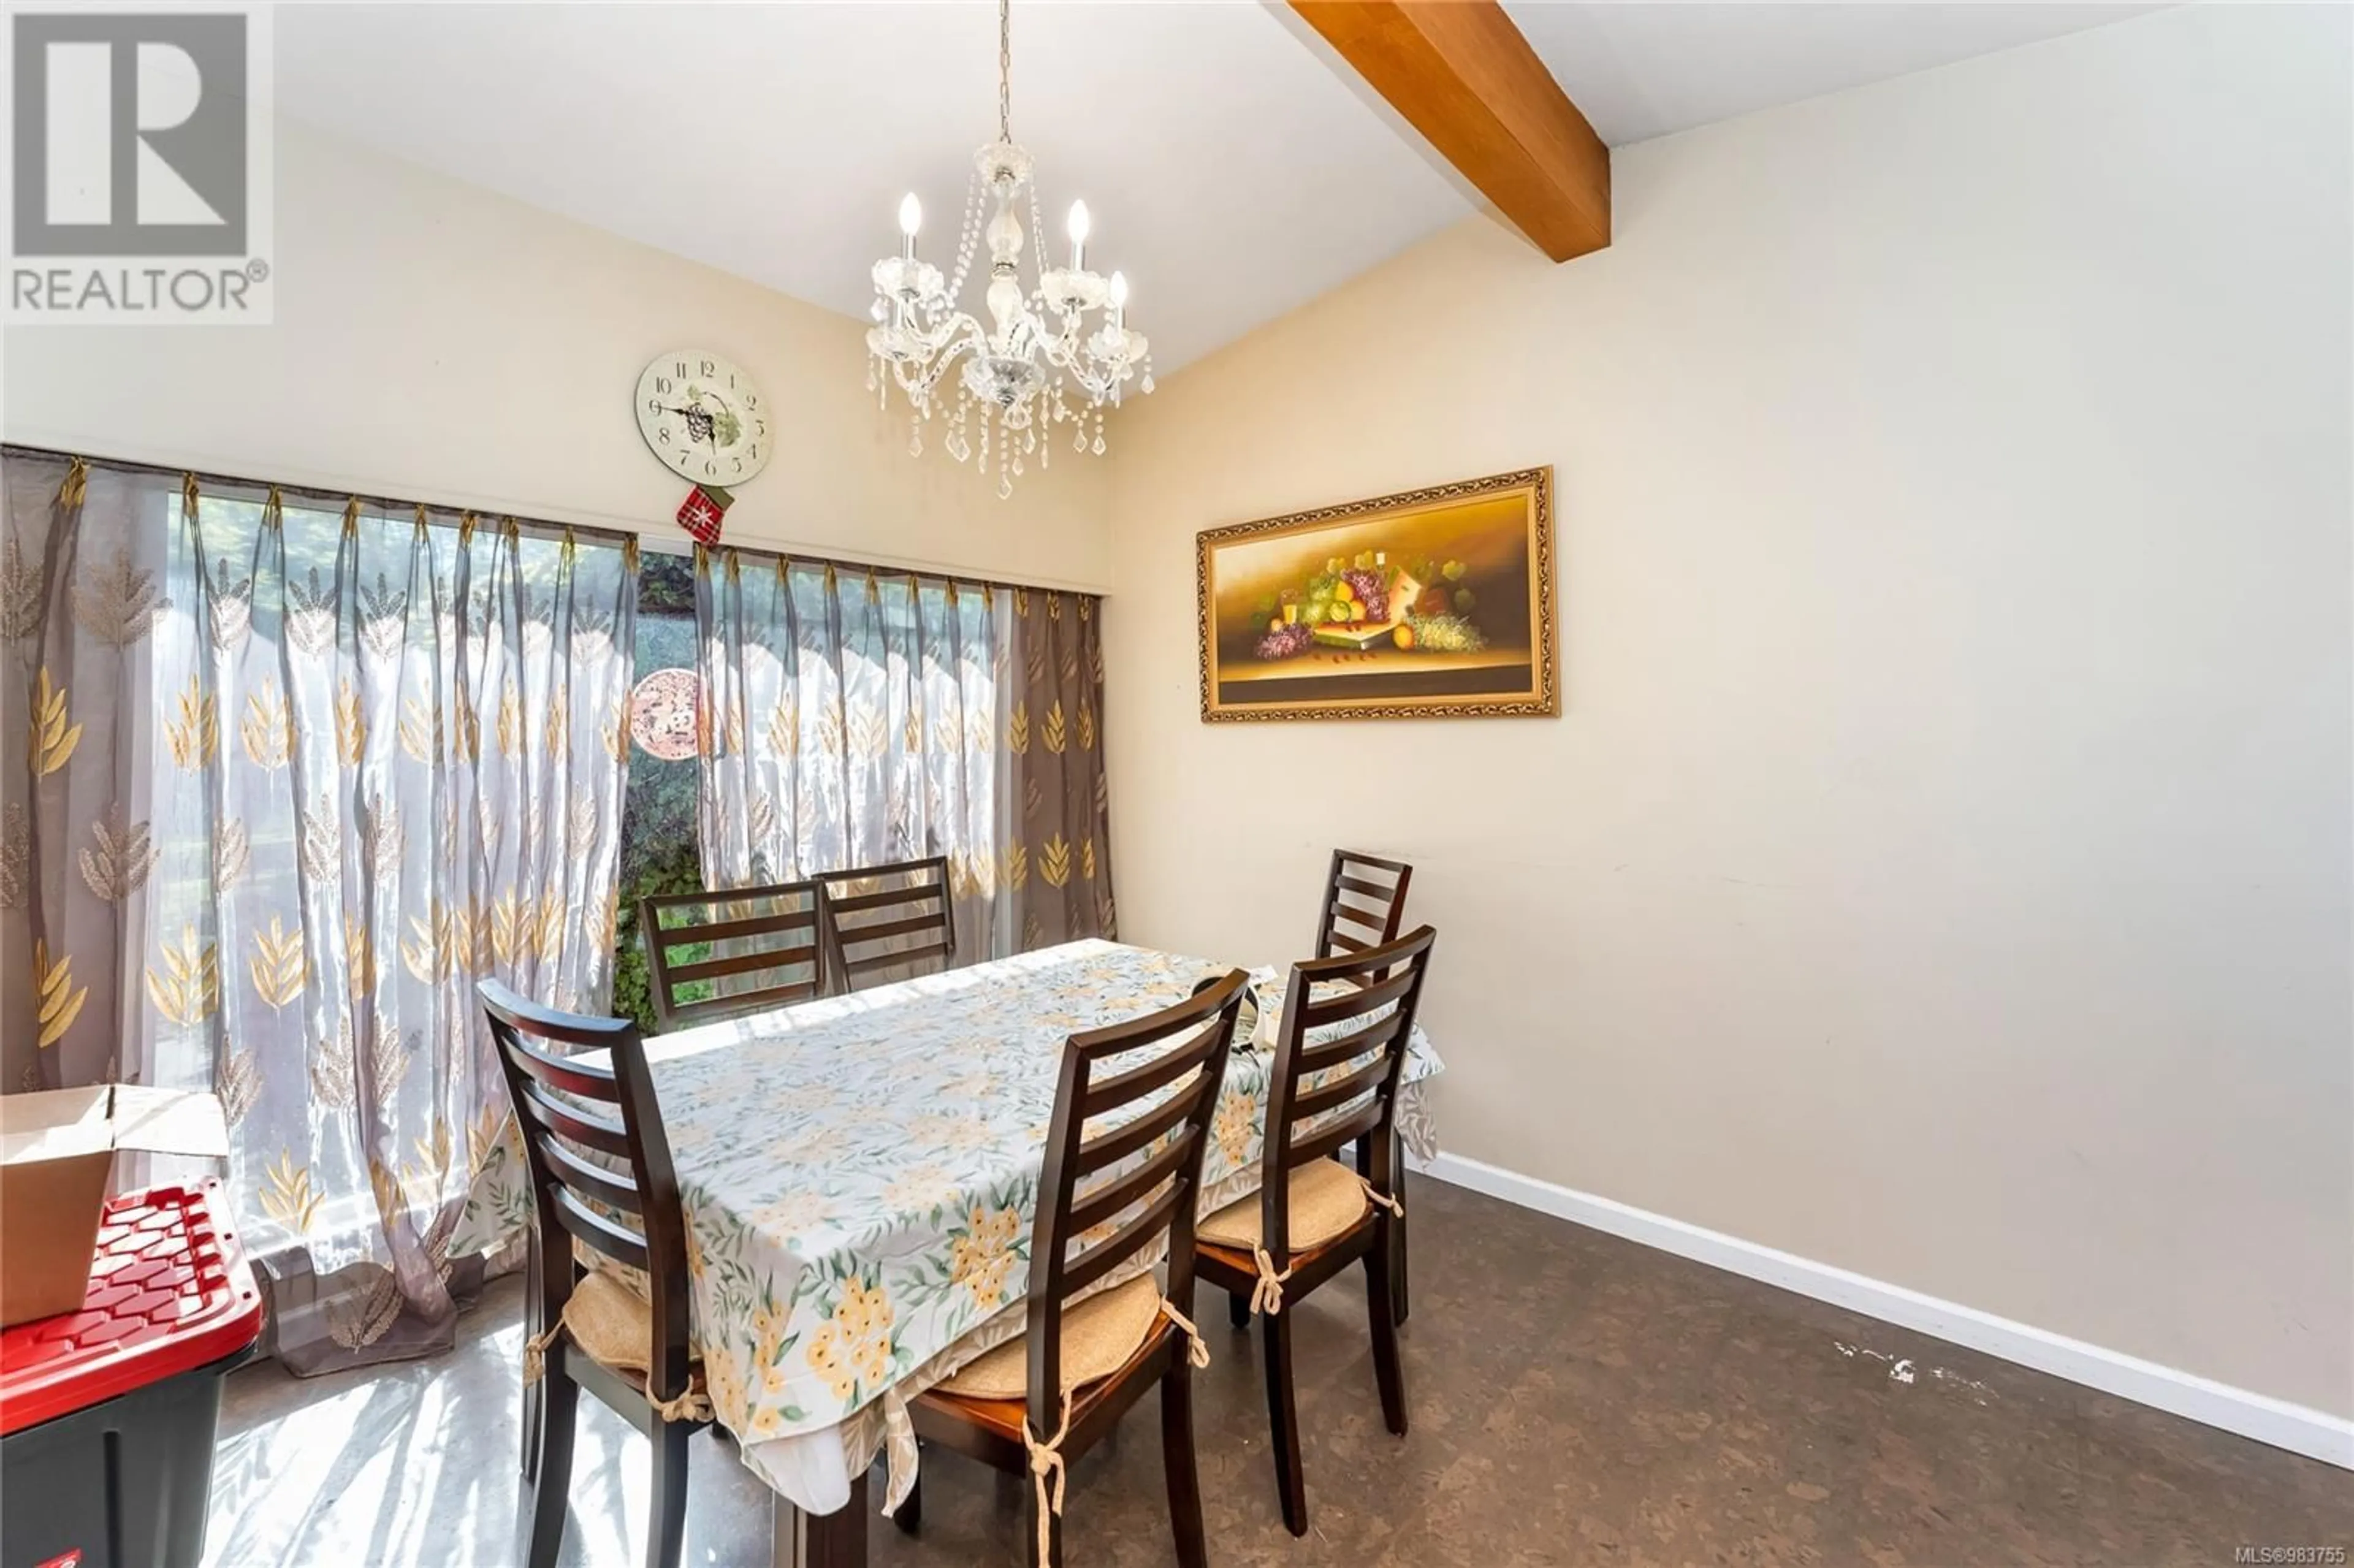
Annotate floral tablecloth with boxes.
[638,938,1442,1515]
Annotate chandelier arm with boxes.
[998,0,1012,144]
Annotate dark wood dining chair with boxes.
[640,878,826,1028]
[1313,848,1419,1322]
[1314,849,1414,958]
[904,968,1249,1568]
[481,980,710,1568]
[817,854,954,992]
[1194,926,1437,1537]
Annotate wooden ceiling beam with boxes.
[1287,0,1610,263]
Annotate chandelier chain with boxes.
[998,0,1013,143]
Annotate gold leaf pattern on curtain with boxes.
[542,701,568,756]
[603,701,629,761]
[213,817,250,890]
[214,1048,259,1125]
[357,574,406,663]
[488,889,529,969]
[565,797,598,862]
[286,566,337,656]
[240,680,294,769]
[1039,834,1072,888]
[360,793,403,873]
[335,678,367,764]
[1042,699,1067,755]
[1077,701,1095,751]
[205,557,254,654]
[766,696,799,758]
[30,668,83,775]
[34,940,87,1047]
[166,677,218,769]
[345,919,377,999]
[398,695,441,762]
[261,1151,321,1232]
[311,1013,357,1111]
[70,546,169,645]
[78,805,157,901]
[0,804,27,908]
[248,915,308,1009]
[846,702,888,762]
[0,536,40,639]
[1004,841,1029,892]
[495,681,522,758]
[451,690,481,763]
[1081,837,1097,881]
[1007,700,1029,755]
[299,795,340,881]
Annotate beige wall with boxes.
[1,121,1114,590]
[1104,3,2352,1417]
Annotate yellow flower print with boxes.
[835,1276,894,1342]
[806,1322,855,1402]
[747,1404,783,1439]
[1214,1090,1255,1166]
[950,1204,1023,1310]
[854,1334,891,1387]
[760,1360,791,1398]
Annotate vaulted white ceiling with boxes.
[277,2,2160,375]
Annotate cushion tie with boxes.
[1023,1391,1073,1564]
[520,1293,712,1424]
[1358,1174,1404,1219]
[1159,1297,1211,1369]
[1248,1246,1295,1317]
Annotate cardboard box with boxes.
[0,1086,230,1328]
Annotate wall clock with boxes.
[634,350,770,487]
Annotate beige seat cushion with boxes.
[1198,1158,1369,1252]
[563,1268,662,1374]
[936,1273,1162,1401]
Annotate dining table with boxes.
[625,937,1445,1566]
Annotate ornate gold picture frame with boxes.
[1196,467,1558,721]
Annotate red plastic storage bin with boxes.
[1,1179,263,1568]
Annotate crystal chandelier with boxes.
[866,0,1152,499]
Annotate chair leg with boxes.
[1161,1362,1208,1568]
[1261,1309,1308,1537]
[522,1367,577,1568]
[645,1419,692,1568]
[890,1474,921,1535]
[1228,1290,1252,1329]
[1367,1220,1410,1437]
[1390,1127,1411,1325]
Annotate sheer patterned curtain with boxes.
[696,549,1007,951]
[0,448,635,1373]
[695,547,1114,961]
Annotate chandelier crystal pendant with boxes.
[866,0,1152,499]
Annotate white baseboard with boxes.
[1410,1150,2354,1471]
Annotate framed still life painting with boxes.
[1196,467,1558,721]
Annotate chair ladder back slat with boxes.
[641,879,827,1027]
[1287,1054,1393,1125]
[1067,1128,1197,1236]
[1297,1012,1406,1074]
[1313,850,1414,961]
[551,1185,651,1273]
[1072,1081,1199,1174]
[514,1076,633,1160]
[817,856,955,993]
[1284,1098,1389,1171]
[539,1133,646,1216]
[1299,966,1417,1027]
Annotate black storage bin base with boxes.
[2,1344,252,1568]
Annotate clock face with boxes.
[634,351,771,487]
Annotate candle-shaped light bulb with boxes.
[898,193,923,238]
[1065,200,1091,270]
[1108,270,1129,314]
